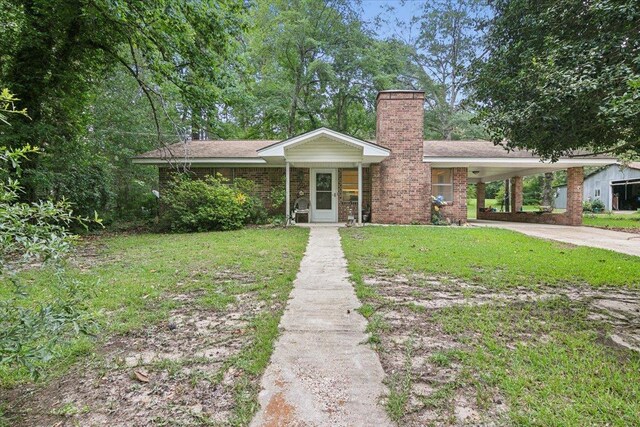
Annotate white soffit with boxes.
[424,157,614,168]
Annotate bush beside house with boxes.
[583,198,606,213]
[161,174,268,232]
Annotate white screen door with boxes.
[311,169,337,222]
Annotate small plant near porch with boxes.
[430,195,449,225]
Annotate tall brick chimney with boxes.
[371,90,429,224]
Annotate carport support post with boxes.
[511,176,523,212]
[285,162,290,224]
[566,167,584,226]
[476,182,486,217]
[357,162,363,225]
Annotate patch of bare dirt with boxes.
[1,281,274,427]
[364,271,640,426]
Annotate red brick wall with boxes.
[438,167,468,224]
[476,182,486,216]
[373,91,430,224]
[511,176,523,212]
[477,168,583,226]
[478,211,577,225]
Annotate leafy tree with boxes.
[222,0,415,140]
[0,0,245,205]
[86,69,176,222]
[471,0,640,159]
[411,0,489,140]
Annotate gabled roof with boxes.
[257,127,390,157]
[132,133,616,169]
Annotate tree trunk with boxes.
[542,172,554,206]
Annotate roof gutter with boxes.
[131,157,268,165]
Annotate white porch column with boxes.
[357,162,363,225]
[285,162,291,224]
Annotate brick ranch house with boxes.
[133,90,612,226]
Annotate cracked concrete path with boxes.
[471,220,640,257]
[250,226,391,427]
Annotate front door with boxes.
[311,169,337,222]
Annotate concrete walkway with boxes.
[251,226,391,427]
[471,220,640,257]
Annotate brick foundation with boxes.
[478,211,578,225]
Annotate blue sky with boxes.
[359,0,427,39]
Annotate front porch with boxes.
[257,128,389,225]
[283,166,372,224]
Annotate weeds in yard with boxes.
[1,227,309,426]
[365,313,389,347]
[386,338,414,422]
[436,299,640,426]
[341,226,640,426]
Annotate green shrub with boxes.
[162,174,249,232]
[233,178,269,225]
[591,198,605,212]
[269,175,286,211]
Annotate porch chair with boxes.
[291,196,310,224]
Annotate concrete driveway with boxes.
[471,220,640,257]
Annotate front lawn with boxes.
[583,212,640,232]
[341,226,640,426]
[0,228,308,426]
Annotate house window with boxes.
[594,181,601,198]
[342,170,359,202]
[432,168,453,202]
[215,168,234,183]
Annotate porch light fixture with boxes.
[472,170,480,175]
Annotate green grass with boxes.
[340,226,640,425]
[385,338,414,422]
[341,226,640,289]
[583,212,640,230]
[435,298,640,426]
[0,227,309,421]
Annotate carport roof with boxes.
[423,139,611,159]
